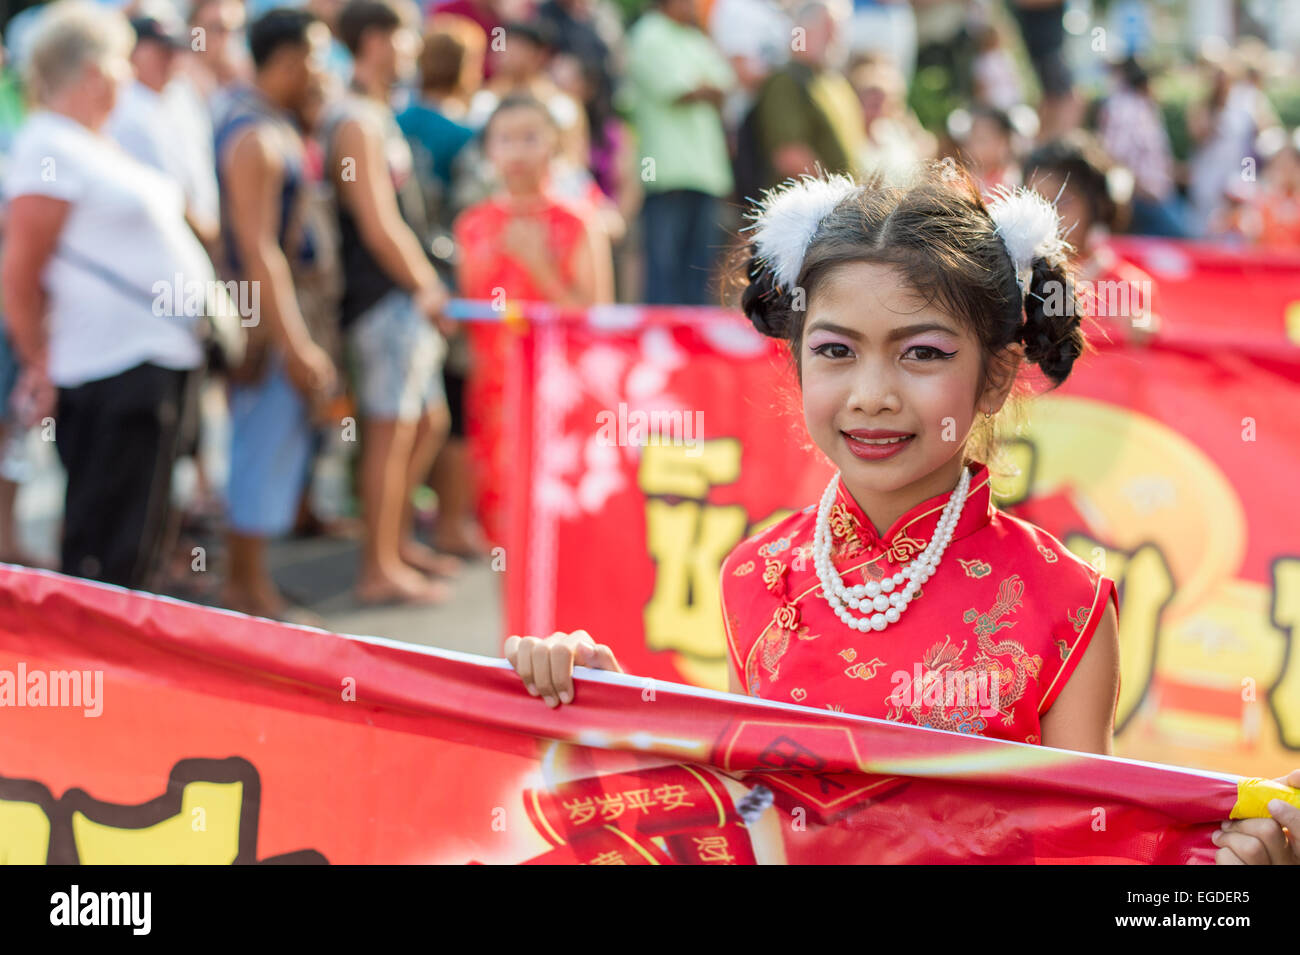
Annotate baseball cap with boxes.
[130,15,188,49]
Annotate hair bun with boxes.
[740,244,792,339]
[1020,255,1085,386]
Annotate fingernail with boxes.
[1267,799,1287,815]
[1220,820,1230,829]
[525,684,538,696]
[559,690,572,704]
[543,695,556,707]
[1210,831,1221,843]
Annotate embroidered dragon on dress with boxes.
[967,575,1043,726]
[885,635,987,734]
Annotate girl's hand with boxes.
[504,630,623,708]
[1212,769,1300,865]
[502,217,552,273]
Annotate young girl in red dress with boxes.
[505,161,1300,865]
[453,94,614,545]
[1023,132,1161,346]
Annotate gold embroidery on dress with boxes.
[771,602,799,632]
[791,687,807,702]
[828,503,865,558]
[965,575,1044,725]
[839,647,857,663]
[758,628,789,682]
[844,658,886,681]
[758,602,803,681]
[1053,637,1070,660]
[885,530,925,565]
[1068,606,1090,633]
[884,636,988,734]
[957,557,992,579]
[732,560,755,576]
[1037,544,1058,563]
[762,559,786,593]
[860,563,889,583]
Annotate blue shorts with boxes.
[226,353,312,538]
[346,289,446,422]
[0,326,19,419]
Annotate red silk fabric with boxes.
[722,462,1120,745]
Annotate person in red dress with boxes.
[1023,132,1162,348]
[453,93,613,545]
[504,162,1300,865]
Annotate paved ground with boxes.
[12,389,503,658]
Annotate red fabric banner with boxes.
[1,565,1281,864]
[497,241,1300,780]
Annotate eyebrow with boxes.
[805,321,959,342]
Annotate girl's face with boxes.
[486,106,556,188]
[800,261,1013,504]
[965,116,1011,171]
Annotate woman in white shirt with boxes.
[1,1,214,589]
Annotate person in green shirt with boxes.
[627,0,736,305]
[749,0,864,196]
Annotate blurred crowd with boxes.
[0,0,1297,621]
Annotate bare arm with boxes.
[0,194,68,370]
[675,85,725,108]
[332,116,442,295]
[727,655,744,695]
[224,128,311,353]
[572,218,614,305]
[223,127,334,394]
[1039,601,1120,755]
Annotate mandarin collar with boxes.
[827,462,993,561]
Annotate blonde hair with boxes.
[23,1,135,105]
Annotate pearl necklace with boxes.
[813,466,972,633]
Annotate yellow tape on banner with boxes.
[1230,777,1300,819]
[504,302,528,334]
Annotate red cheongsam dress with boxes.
[452,190,589,544]
[720,461,1120,745]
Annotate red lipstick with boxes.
[843,429,916,460]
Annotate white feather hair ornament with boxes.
[742,172,861,290]
[986,184,1069,296]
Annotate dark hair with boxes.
[338,0,413,56]
[968,104,1015,138]
[1024,132,1124,233]
[502,19,556,51]
[247,8,320,70]
[1118,56,1150,93]
[418,27,467,94]
[484,92,558,140]
[731,161,1087,410]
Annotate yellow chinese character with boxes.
[692,835,735,864]
[594,793,626,820]
[562,797,597,826]
[653,783,695,811]
[623,789,657,813]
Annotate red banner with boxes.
[5,565,1295,864]
[499,240,1300,780]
